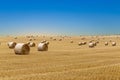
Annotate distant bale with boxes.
[31,35,34,38]
[8,42,17,49]
[26,42,30,45]
[93,42,97,46]
[53,38,56,41]
[43,40,46,42]
[82,42,87,45]
[45,41,49,45]
[105,42,108,46]
[78,42,87,46]
[29,42,36,47]
[70,40,73,43]
[89,40,94,43]
[14,37,17,39]
[41,40,46,43]
[78,42,82,46]
[38,43,48,51]
[112,42,116,46]
[14,43,30,55]
[59,39,62,41]
[89,43,94,48]
[109,40,112,42]
[96,41,99,44]
[29,38,32,41]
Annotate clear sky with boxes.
[0,0,120,36]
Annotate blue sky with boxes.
[0,0,120,36]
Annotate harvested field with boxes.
[0,36,120,80]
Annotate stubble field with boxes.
[0,36,120,80]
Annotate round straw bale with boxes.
[29,38,32,41]
[105,42,108,46]
[93,42,97,46]
[14,37,17,39]
[8,42,17,49]
[38,43,48,51]
[53,38,56,41]
[78,42,82,46]
[89,43,94,48]
[29,42,36,47]
[14,43,30,55]
[43,40,46,42]
[45,41,49,45]
[26,42,30,45]
[82,42,87,45]
[109,40,112,42]
[112,42,116,46]
[70,40,73,43]
[89,40,93,43]
[59,39,62,41]
[41,40,46,43]
[96,41,99,44]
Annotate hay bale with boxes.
[8,42,17,49]
[38,43,48,51]
[45,41,49,45]
[112,42,116,46]
[70,40,73,43]
[96,41,99,44]
[29,38,32,41]
[53,38,56,41]
[89,40,93,43]
[82,42,87,45]
[14,43,30,55]
[59,39,62,41]
[29,42,36,47]
[105,42,108,46]
[26,42,30,45]
[109,40,112,42]
[89,43,94,48]
[14,37,17,39]
[93,42,97,46]
[41,40,46,43]
[78,42,82,46]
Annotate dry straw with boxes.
[105,42,108,46]
[29,42,36,47]
[8,42,17,49]
[14,43,30,55]
[38,43,48,51]
[70,40,73,43]
[89,43,94,48]
[112,42,116,46]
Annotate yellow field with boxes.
[0,36,120,80]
